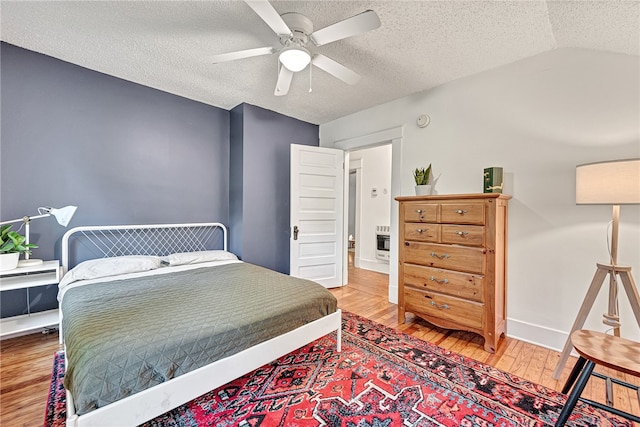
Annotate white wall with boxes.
[350,145,392,274]
[320,48,640,351]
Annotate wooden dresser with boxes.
[396,193,511,352]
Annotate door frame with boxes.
[334,126,404,302]
[348,158,363,269]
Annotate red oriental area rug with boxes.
[45,312,631,426]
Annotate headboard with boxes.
[61,222,227,272]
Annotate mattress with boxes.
[61,262,338,415]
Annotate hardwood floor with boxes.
[1,330,61,426]
[1,261,638,426]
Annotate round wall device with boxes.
[417,114,430,128]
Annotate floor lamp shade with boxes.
[576,159,640,205]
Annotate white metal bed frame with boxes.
[59,222,342,427]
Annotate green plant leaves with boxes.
[0,224,38,254]
[413,164,432,185]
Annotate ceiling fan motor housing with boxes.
[280,13,313,47]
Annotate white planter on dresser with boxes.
[0,260,61,339]
[396,193,511,353]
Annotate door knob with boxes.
[293,225,299,240]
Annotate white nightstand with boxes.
[0,260,61,339]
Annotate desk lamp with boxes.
[0,205,77,267]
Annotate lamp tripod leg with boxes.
[618,271,640,327]
[552,266,609,380]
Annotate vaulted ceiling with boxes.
[1,1,638,124]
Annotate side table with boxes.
[0,260,61,338]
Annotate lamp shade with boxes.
[49,205,77,226]
[576,158,640,205]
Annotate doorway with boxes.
[345,144,392,276]
[335,126,403,303]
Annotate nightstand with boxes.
[0,260,61,338]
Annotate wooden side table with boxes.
[555,330,640,426]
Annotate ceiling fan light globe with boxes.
[279,47,311,72]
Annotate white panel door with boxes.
[290,144,344,288]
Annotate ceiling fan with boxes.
[210,0,381,96]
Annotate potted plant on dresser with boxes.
[413,164,433,196]
[0,225,37,271]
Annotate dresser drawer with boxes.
[403,242,485,274]
[403,264,484,302]
[404,288,484,330]
[440,202,485,225]
[404,223,439,242]
[403,203,438,222]
[441,225,484,246]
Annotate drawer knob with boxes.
[429,276,449,284]
[415,209,423,214]
[455,231,469,236]
[454,209,468,215]
[430,252,450,260]
[416,228,424,233]
[430,301,450,310]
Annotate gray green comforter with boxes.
[61,262,338,415]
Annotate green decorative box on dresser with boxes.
[396,193,511,353]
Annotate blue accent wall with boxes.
[229,104,319,274]
[1,42,230,258]
[229,106,244,258]
[1,42,230,316]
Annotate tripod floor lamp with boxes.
[0,205,77,268]
[552,159,640,379]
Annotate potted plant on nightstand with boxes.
[0,225,37,271]
[414,164,433,196]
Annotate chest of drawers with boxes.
[396,193,510,352]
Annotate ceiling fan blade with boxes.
[210,46,275,64]
[310,10,381,46]
[245,0,292,37]
[312,54,361,85]
[274,66,294,96]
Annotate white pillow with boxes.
[165,250,238,266]
[60,256,162,288]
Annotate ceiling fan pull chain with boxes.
[309,62,313,93]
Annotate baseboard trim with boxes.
[357,258,390,274]
[506,318,573,353]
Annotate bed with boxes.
[58,222,341,427]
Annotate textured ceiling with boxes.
[1,1,638,124]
